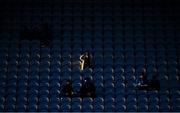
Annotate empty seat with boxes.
[49,104,60,112]
[61,104,71,112]
[82,104,93,112]
[159,104,171,112]
[116,104,126,112]
[94,104,104,112]
[16,104,26,112]
[127,95,137,105]
[6,104,16,112]
[72,97,82,104]
[82,97,93,104]
[127,104,137,112]
[39,97,49,104]
[61,97,71,104]
[138,104,148,112]
[0,105,4,111]
[72,104,82,112]
[149,104,159,112]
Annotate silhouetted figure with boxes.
[61,80,73,97]
[149,74,160,91]
[20,23,51,47]
[80,52,92,70]
[80,77,96,98]
[136,70,149,90]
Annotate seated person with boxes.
[80,52,92,70]
[79,77,96,98]
[149,73,160,91]
[136,71,149,90]
[61,80,73,97]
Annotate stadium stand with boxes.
[0,0,179,112]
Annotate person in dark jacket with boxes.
[61,80,73,97]
[79,77,96,98]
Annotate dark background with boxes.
[0,0,179,40]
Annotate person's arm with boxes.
[79,55,85,70]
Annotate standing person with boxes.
[80,52,92,70]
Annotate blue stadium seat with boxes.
[149,96,159,105]
[104,104,115,112]
[49,82,60,90]
[149,104,159,112]
[138,104,148,112]
[61,97,71,104]
[0,104,4,112]
[94,56,103,67]
[17,96,27,104]
[28,95,38,104]
[127,95,137,105]
[61,104,71,112]
[72,104,82,112]
[16,104,26,112]
[38,103,48,112]
[6,104,16,112]
[39,88,49,96]
[39,97,49,104]
[72,97,82,104]
[83,97,93,104]
[159,104,171,112]
[94,97,104,105]
[49,104,60,112]
[127,104,137,112]
[172,105,180,112]
[104,97,115,107]
[94,104,104,112]
[82,104,93,112]
[138,95,148,103]
[50,96,60,104]
[95,82,104,96]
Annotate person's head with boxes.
[83,51,91,57]
[83,52,88,57]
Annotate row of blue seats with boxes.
[0,99,179,111]
[1,91,179,100]
[1,105,177,112]
[0,35,179,42]
[1,38,179,44]
[0,71,179,87]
